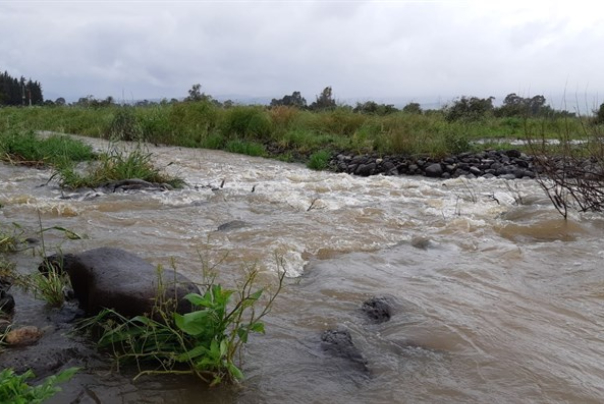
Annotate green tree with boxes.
[402,102,422,114]
[444,96,494,122]
[309,86,337,111]
[270,91,307,108]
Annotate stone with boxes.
[506,149,522,158]
[5,326,43,346]
[321,329,368,372]
[469,166,483,176]
[39,248,199,317]
[361,297,393,323]
[424,163,443,178]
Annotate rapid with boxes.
[1,137,603,403]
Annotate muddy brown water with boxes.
[1,137,603,403]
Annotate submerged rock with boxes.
[361,296,393,323]
[39,247,199,317]
[321,329,368,372]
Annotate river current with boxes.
[1,137,603,403]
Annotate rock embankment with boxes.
[330,149,538,179]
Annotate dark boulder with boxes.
[361,296,393,323]
[321,329,368,372]
[425,163,443,178]
[39,247,199,317]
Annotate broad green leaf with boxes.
[227,362,244,380]
[249,322,265,334]
[175,345,208,362]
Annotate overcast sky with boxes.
[1,0,603,108]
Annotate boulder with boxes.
[39,247,199,317]
[425,163,443,178]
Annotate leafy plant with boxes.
[80,260,285,385]
[0,367,78,404]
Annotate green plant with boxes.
[55,144,184,189]
[307,150,331,170]
[0,367,78,404]
[81,261,285,385]
[106,106,142,141]
[0,131,94,168]
[225,140,265,157]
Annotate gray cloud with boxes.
[1,0,603,106]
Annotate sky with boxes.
[1,0,604,109]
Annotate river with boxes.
[1,137,603,403]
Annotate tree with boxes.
[594,102,604,125]
[270,91,307,108]
[353,100,398,115]
[495,93,551,118]
[309,86,337,111]
[55,97,66,106]
[0,71,44,106]
[402,102,422,114]
[444,96,494,122]
[185,83,212,103]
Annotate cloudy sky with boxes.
[1,0,603,108]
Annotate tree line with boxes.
[0,70,43,106]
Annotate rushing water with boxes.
[1,137,604,403]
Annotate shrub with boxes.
[225,140,266,157]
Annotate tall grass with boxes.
[0,104,594,162]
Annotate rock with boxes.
[321,329,368,372]
[217,220,249,232]
[469,166,483,176]
[39,248,199,317]
[0,289,15,313]
[425,163,443,178]
[361,297,393,323]
[355,163,376,176]
[5,326,43,346]
[0,318,11,333]
[505,149,522,158]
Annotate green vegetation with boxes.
[0,367,78,404]
[0,130,182,189]
[0,131,94,167]
[0,87,601,164]
[307,150,331,170]
[80,262,285,385]
[56,145,184,189]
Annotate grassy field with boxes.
[0,103,597,163]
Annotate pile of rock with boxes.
[329,149,538,179]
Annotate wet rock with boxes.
[425,163,443,178]
[0,289,15,313]
[361,296,393,323]
[39,247,199,317]
[321,329,368,372]
[5,326,44,346]
[217,220,249,232]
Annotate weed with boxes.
[0,367,78,404]
[80,259,285,385]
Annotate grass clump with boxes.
[56,145,184,189]
[307,150,331,170]
[0,131,95,168]
[0,367,78,404]
[81,261,285,385]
